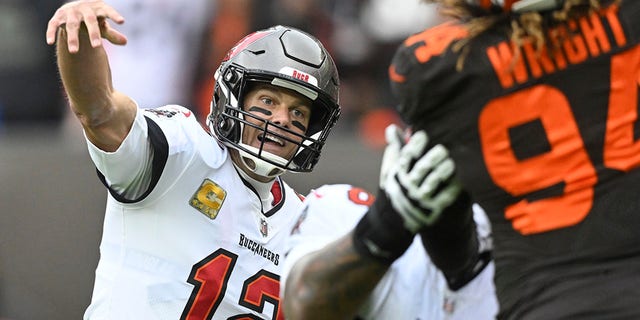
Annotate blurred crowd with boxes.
[2,0,443,148]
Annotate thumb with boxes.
[380,124,404,188]
[100,20,128,45]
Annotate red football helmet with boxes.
[473,0,562,12]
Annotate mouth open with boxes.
[258,133,285,147]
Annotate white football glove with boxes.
[380,124,463,233]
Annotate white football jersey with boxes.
[83,105,303,320]
[281,184,498,320]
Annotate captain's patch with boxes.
[190,179,227,219]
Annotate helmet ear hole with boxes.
[216,115,232,134]
[224,69,237,83]
[211,85,241,142]
[217,111,240,142]
[224,68,243,90]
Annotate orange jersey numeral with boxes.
[479,45,640,235]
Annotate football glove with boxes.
[382,124,463,233]
[353,125,467,264]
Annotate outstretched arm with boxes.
[46,0,136,151]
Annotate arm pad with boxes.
[418,191,488,290]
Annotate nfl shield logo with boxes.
[260,219,269,237]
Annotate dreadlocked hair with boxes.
[423,0,621,70]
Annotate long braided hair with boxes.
[423,0,622,69]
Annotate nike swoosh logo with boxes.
[182,110,192,117]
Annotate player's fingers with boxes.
[100,20,128,45]
[398,130,428,173]
[79,7,103,47]
[45,1,126,48]
[382,126,403,167]
[415,155,454,197]
[380,124,404,187]
[46,8,66,45]
[426,176,461,209]
[402,130,428,159]
[99,5,125,25]
[406,143,447,186]
[99,7,128,45]
[384,124,403,153]
[63,13,82,53]
[385,179,422,232]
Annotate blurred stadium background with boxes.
[0,0,442,318]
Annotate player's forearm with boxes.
[56,27,135,151]
[283,231,388,320]
[420,199,485,290]
[57,26,115,126]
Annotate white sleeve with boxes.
[86,104,223,201]
[86,108,153,199]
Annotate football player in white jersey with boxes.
[46,1,340,319]
[281,126,497,319]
